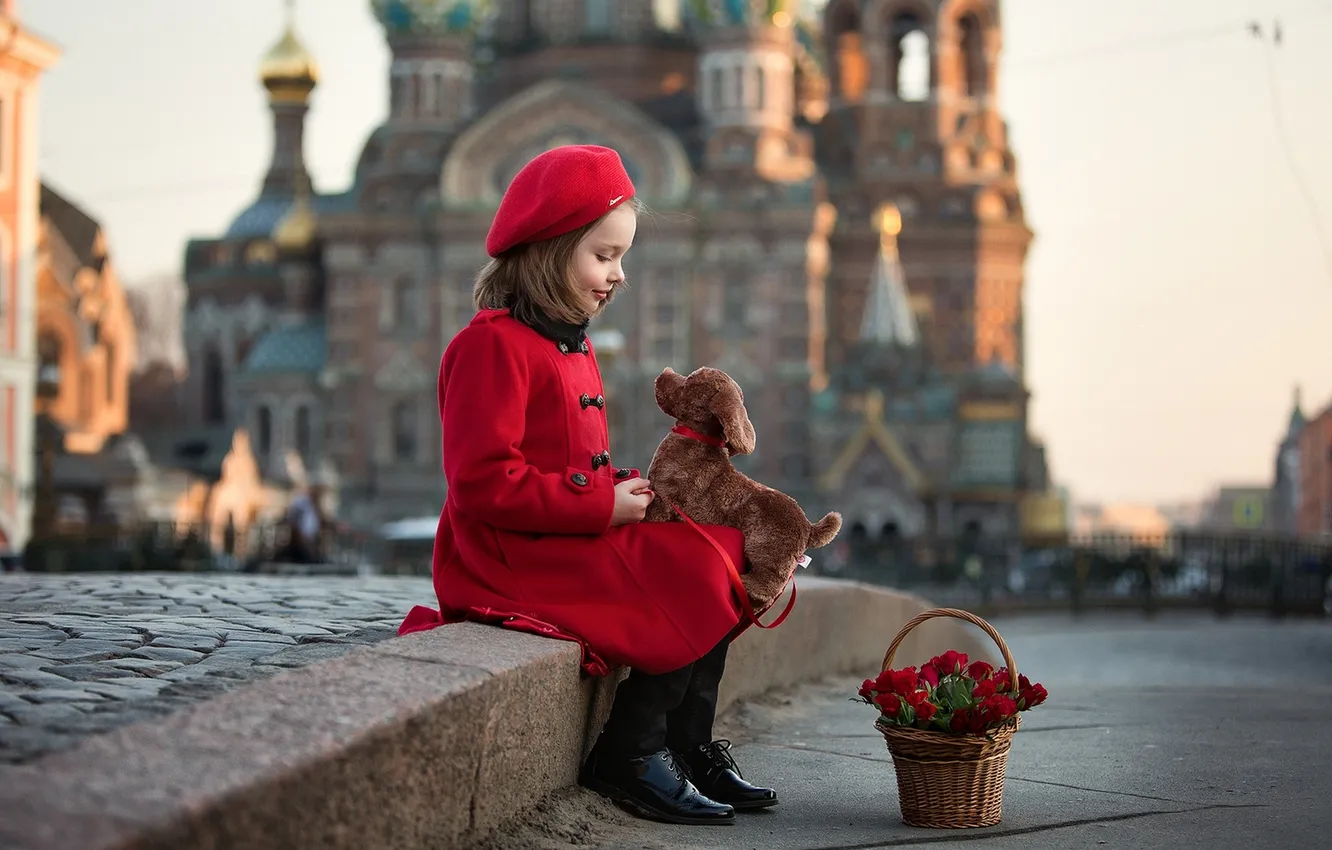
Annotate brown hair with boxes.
[473,198,644,326]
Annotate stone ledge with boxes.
[0,578,996,850]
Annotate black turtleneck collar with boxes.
[521,309,590,352]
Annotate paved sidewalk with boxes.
[476,612,1332,849]
[0,573,431,764]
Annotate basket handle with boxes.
[880,607,1019,693]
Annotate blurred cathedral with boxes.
[153,0,1062,544]
[32,183,289,549]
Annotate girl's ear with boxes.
[654,368,686,418]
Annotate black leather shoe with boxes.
[679,740,779,810]
[580,748,735,825]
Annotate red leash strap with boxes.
[666,501,797,630]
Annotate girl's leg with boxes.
[663,636,729,752]
[598,663,693,759]
[667,637,780,811]
[581,662,735,825]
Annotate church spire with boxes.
[258,0,317,196]
[860,204,918,348]
[1287,384,1306,439]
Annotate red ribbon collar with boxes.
[670,424,728,450]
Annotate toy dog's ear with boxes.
[710,386,756,456]
[654,368,687,418]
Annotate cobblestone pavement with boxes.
[0,573,433,765]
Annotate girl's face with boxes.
[571,205,637,319]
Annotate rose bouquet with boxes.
[871,610,1044,829]
[857,650,1048,737]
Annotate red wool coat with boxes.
[398,309,746,675]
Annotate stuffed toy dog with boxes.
[643,366,843,613]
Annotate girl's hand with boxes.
[610,478,654,526]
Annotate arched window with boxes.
[390,73,404,116]
[294,404,312,457]
[392,399,417,461]
[890,13,930,102]
[203,346,225,424]
[37,333,62,397]
[959,15,986,96]
[387,275,416,330]
[827,0,867,101]
[256,404,273,458]
[585,0,610,34]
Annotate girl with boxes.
[398,145,777,826]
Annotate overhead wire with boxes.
[1250,17,1332,287]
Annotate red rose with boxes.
[858,678,877,701]
[916,700,937,723]
[930,651,969,677]
[993,667,1017,691]
[888,667,920,696]
[950,708,971,732]
[967,711,992,735]
[918,664,940,688]
[972,678,998,700]
[979,693,1018,723]
[1019,682,1049,709]
[967,660,994,681]
[875,692,903,718]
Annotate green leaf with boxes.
[936,677,974,710]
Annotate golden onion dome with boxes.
[260,5,319,92]
[274,191,317,253]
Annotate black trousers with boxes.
[596,636,730,760]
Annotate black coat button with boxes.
[615,468,632,480]
[580,393,592,409]
[580,340,590,354]
[571,472,588,486]
[558,341,570,354]
[594,394,605,408]
[591,452,610,470]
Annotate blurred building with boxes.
[0,2,60,550]
[36,183,138,455]
[1271,386,1305,535]
[32,186,286,542]
[171,0,1046,532]
[1298,397,1332,538]
[1074,502,1171,538]
[1198,485,1272,534]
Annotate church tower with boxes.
[373,0,478,129]
[258,0,319,197]
[682,1,823,492]
[484,1,695,108]
[820,0,1031,382]
[692,0,814,182]
[358,1,484,213]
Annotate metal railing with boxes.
[17,522,1332,618]
[815,532,1332,617]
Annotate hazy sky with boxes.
[26,0,1332,506]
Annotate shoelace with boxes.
[660,750,685,782]
[700,739,742,777]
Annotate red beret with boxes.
[485,145,636,258]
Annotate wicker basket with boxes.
[877,607,1021,829]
